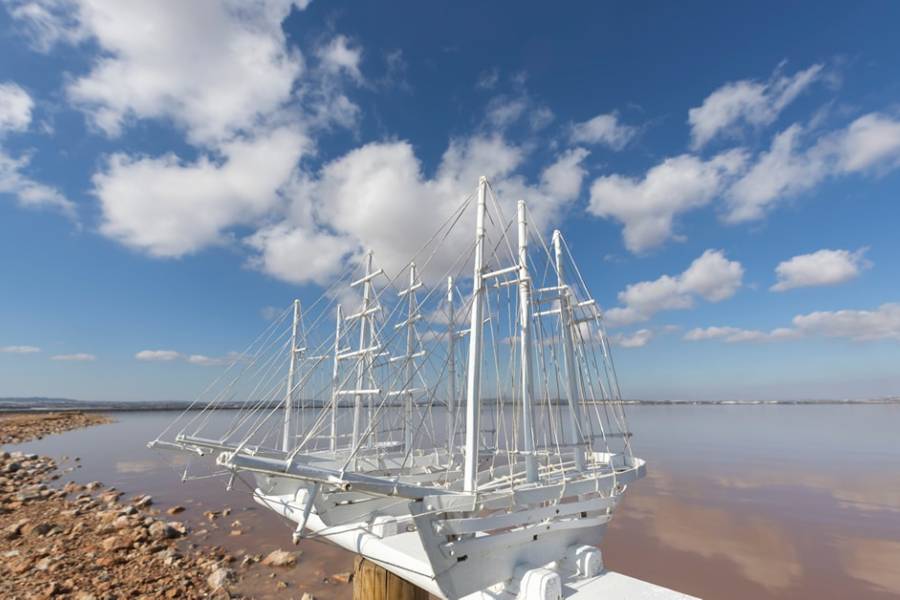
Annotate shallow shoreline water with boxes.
[5,404,900,599]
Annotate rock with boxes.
[113,515,132,529]
[3,518,29,540]
[229,529,242,536]
[276,580,288,589]
[301,594,315,600]
[166,505,185,515]
[167,521,187,536]
[331,571,353,584]
[74,593,98,600]
[262,549,298,567]
[148,521,178,540]
[132,494,153,508]
[207,567,234,590]
[100,534,132,552]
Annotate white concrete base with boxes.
[461,568,699,600]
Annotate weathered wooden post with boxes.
[352,556,429,600]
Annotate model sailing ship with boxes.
[150,177,645,599]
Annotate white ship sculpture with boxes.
[150,176,646,599]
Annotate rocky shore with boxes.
[0,412,112,445]
[0,412,336,599]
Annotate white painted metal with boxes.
[447,276,457,455]
[152,175,656,600]
[553,229,585,472]
[464,175,487,493]
[329,304,343,453]
[518,200,538,483]
[282,299,300,452]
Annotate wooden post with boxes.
[352,556,429,600]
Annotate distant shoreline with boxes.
[2,396,898,412]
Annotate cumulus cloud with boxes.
[588,150,746,253]
[316,34,363,82]
[135,349,181,361]
[610,328,653,348]
[135,348,239,365]
[771,248,870,292]
[0,345,41,353]
[51,352,96,361]
[725,113,900,222]
[94,126,309,257]
[689,63,823,149]
[569,112,636,150]
[685,303,900,344]
[0,82,33,132]
[11,0,308,146]
[0,82,75,217]
[248,136,591,285]
[605,249,743,326]
[0,151,76,216]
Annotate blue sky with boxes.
[1,1,900,402]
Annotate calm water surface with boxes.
[12,404,900,599]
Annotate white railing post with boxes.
[464,176,487,493]
[518,201,538,482]
[554,230,586,472]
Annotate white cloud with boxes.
[248,135,590,285]
[135,348,238,365]
[606,250,742,326]
[570,112,636,150]
[0,82,34,132]
[689,63,823,149]
[0,345,41,353]
[725,113,900,223]
[0,151,76,217]
[605,249,743,327]
[685,303,900,344]
[13,0,308,146]
[135,349,181,361]
[476,68,499,90]
[588,150,746,253]
[316,34,363,82]
[51,352,96,361]
[186,353,241,366]
[611,328,653,348]
[684,326,797,343]
[771,248,870,292]
[793,303,900,342]
[0,82,75,217]
[93,126,309,257]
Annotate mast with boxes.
[553,230,586,472]
[352,251,374,454]
[330,304,343,453]
[283,299,301,452]
[464,176,487,493]
[517,201,538,483]
[403,263,419,453]
[446,276,456,456]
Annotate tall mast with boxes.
[329,304,343,453]
[446,276,456,456]
[553,230,585,472]
[464,176,487,493]
[517,201,538,482]
[352,251,374,454]
[403,263,419,453]
[282,299,301,452]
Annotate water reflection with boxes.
[9,404,900,599]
